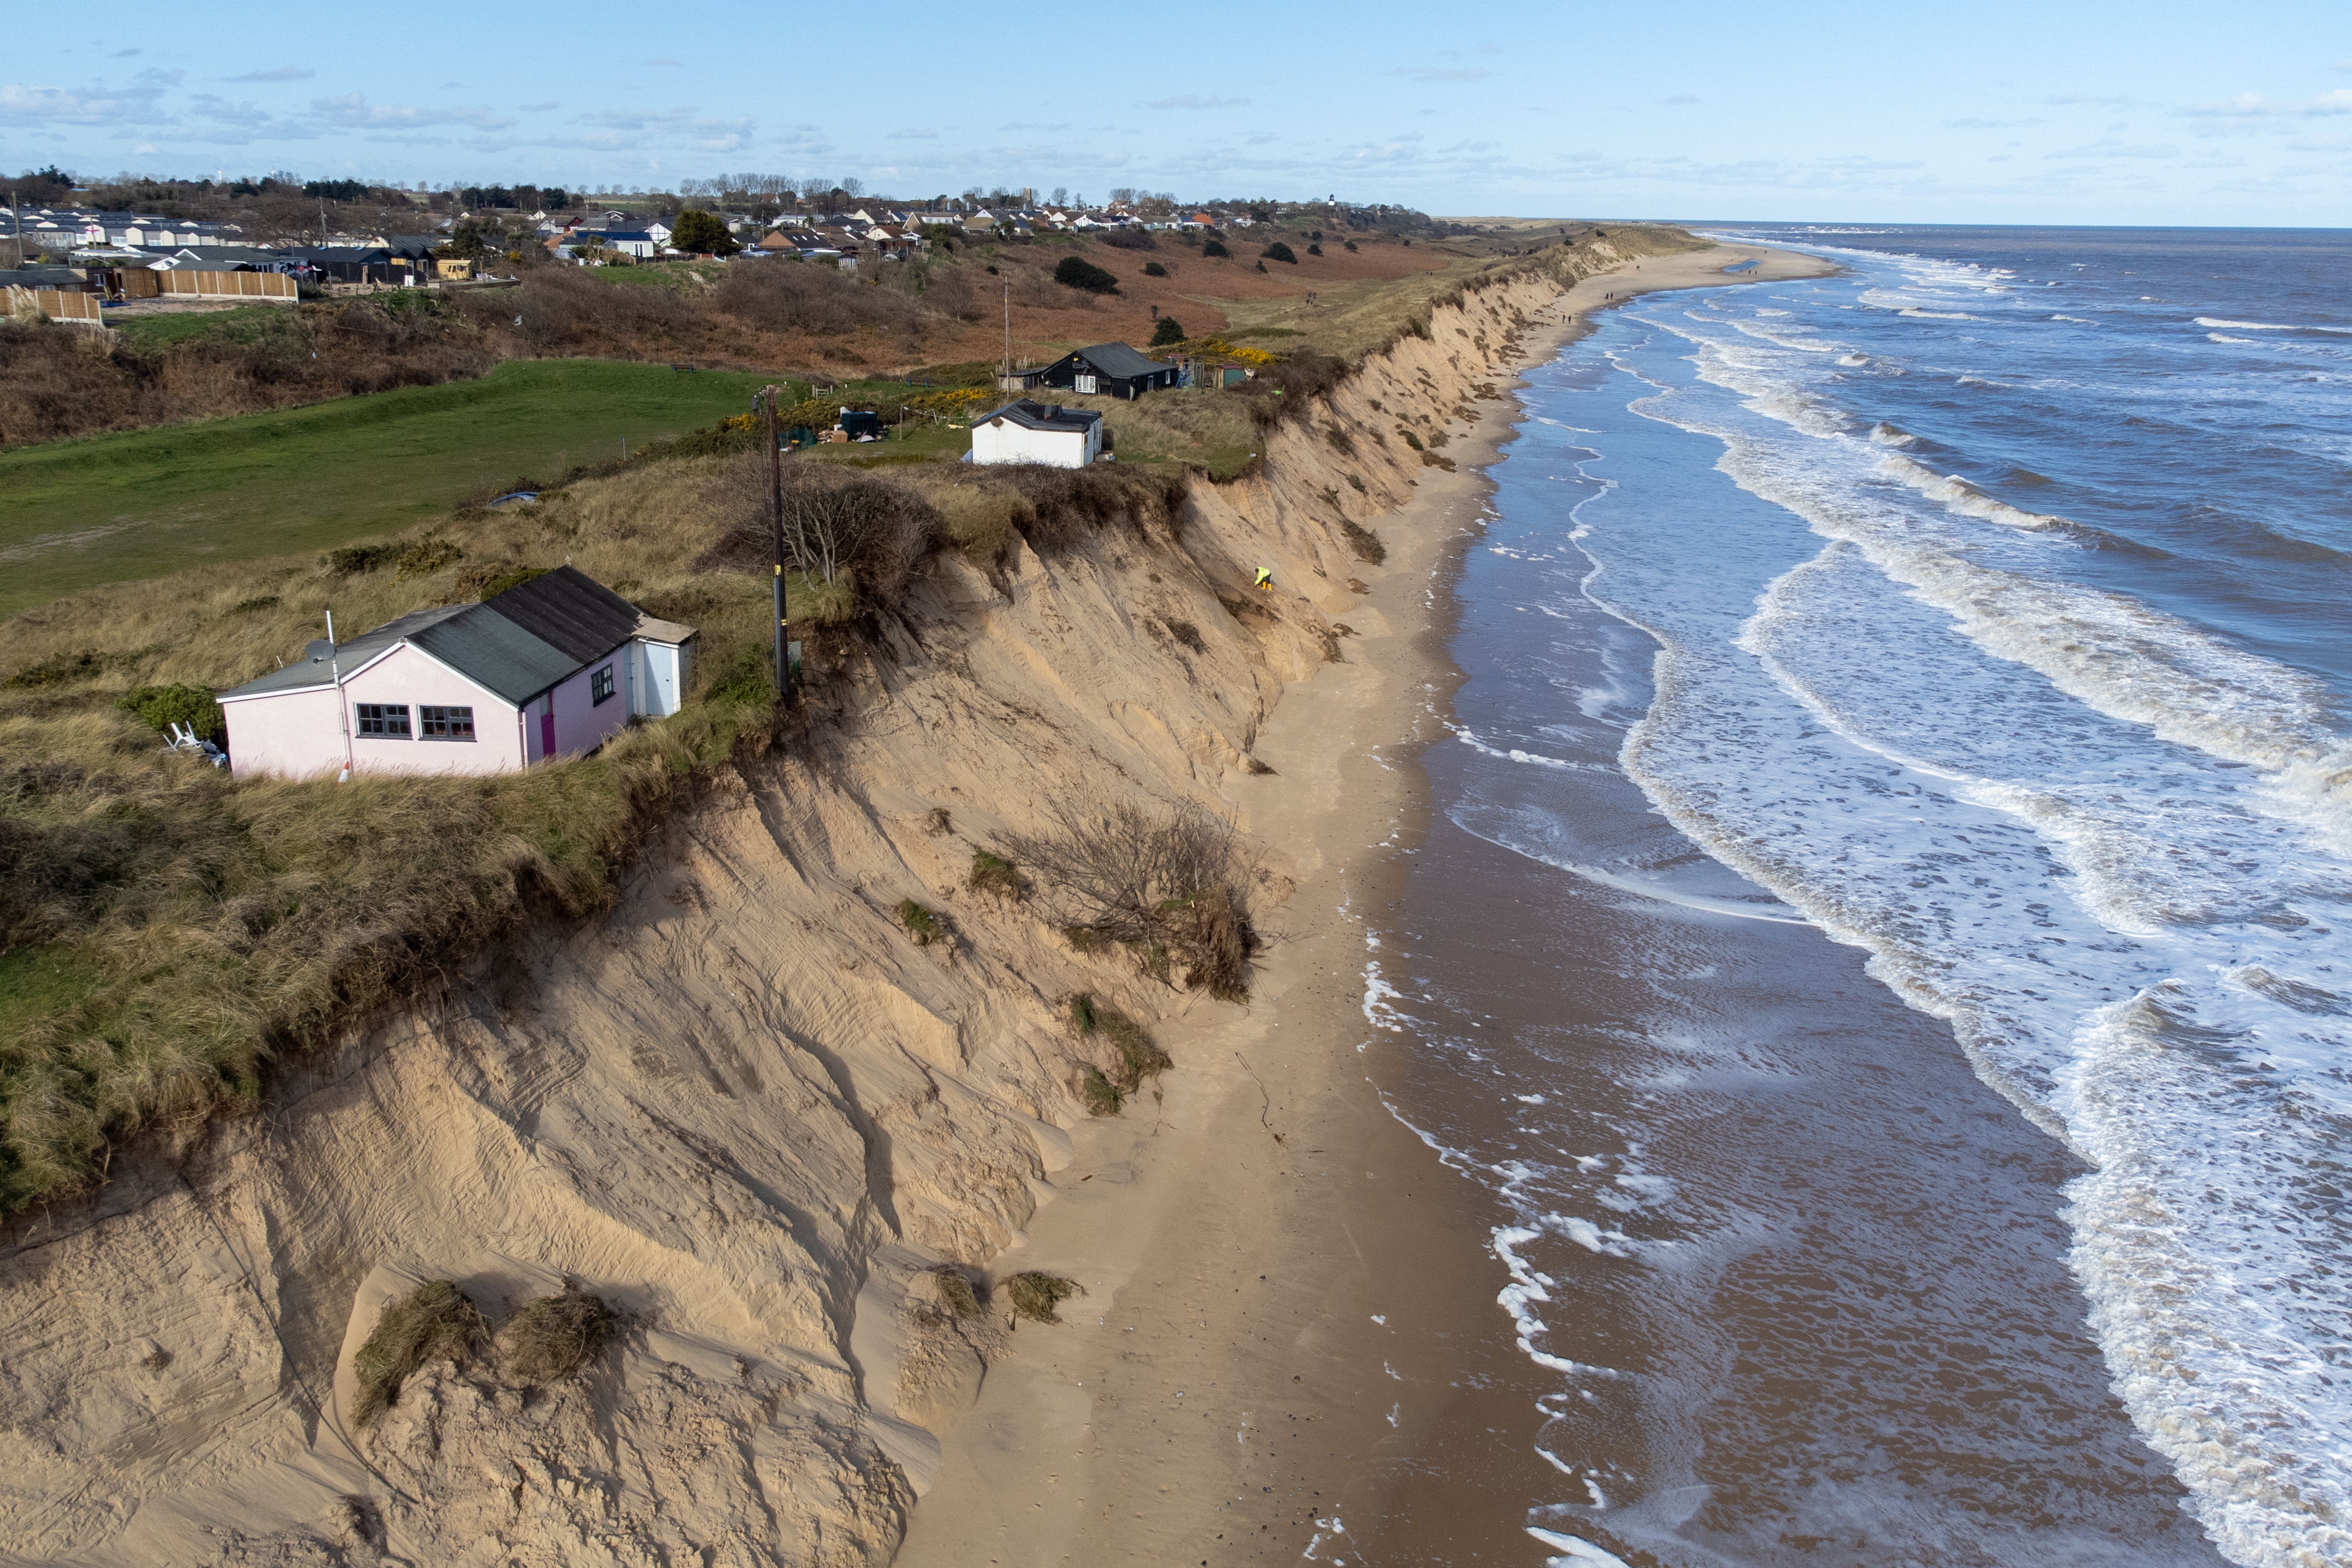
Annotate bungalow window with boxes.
[1073,373,1099,395]
[355,702,410,737]
[419,705,475,740]
[591,664,617,706]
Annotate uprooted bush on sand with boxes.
[931,1268,983,1320]
[1005,797,1258,1000]
[501,1286,615,1383]
[1070,991,1171,1093]
[351,1280,487,1426]
[1340,520,1387,564]
[1006,1270,1083,1324]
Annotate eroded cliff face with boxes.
[0,234,1690,1567]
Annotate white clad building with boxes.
[968,399,1105,469]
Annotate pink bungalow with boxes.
[217,567,697,780]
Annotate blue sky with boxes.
[6,0,2349,225]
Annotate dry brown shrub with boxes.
[351,1280,486,1426]
[501,1287,614,1383]
[698,458,937,608]
[714,260,926,339]
[1006,1271,1082,1323]
[1004,796,1257,998]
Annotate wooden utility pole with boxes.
[763,385,792,703]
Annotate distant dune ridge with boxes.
[0,227,1707,1565]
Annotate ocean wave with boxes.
[1876,452,2074,533]
[2208,333,2258,344]
[2061,984,2352,1568]
[2051,315,2099,324]
[2194,316,2352,336]
[1452,728,1596,772]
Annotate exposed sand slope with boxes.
[0,230,1727,1568]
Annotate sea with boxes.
[1375,226,2352,1567]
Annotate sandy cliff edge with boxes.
[0,235,1821,1568]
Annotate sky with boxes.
[5,0,2349,226]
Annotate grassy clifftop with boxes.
[0,222,1705,1214]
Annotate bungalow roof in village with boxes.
[220,567,673,709]
[975,399,1102,434]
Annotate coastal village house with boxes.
[216,567,696,780]
[969,399,1105,468]
[1020,341,1181,400]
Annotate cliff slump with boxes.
[0,229,1695,1567]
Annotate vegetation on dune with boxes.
[352,1280,487,1426]
[0,217,1709,1210]
[1005,797,1258,1001]
[501,1286,616,1383]
[1006,1270,1082,1324]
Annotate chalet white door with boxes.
[1074,374,1098,394]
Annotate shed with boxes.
[969,399,1104,469]
[216,566,697,780]
[1022,341,1180,400]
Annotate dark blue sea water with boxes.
[1380,227,2352,1568]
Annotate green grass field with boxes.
[0,359,782,616]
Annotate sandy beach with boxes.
[892,241,1836,1568]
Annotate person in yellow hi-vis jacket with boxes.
[1254,566,1274,591]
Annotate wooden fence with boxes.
[157,270,297,301]
[6,286,103,324]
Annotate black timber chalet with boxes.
[1022,341,1180,399]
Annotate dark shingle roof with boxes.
[219,567,658,707]
[978,399,1102,432]
[1072,342,1168,379]
[476,566,642,666]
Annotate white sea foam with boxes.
[1453,727,1593,771]
[2195,316,2352,334]
[1573,273,2352,1563]
[1527,1528,1635,1567]
[2208,333,2257,344]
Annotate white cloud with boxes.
[573,107,752,151]
[2045,138,2181,159]
[229,66,315,82]
[310,92,514,132]
[1664,94,1700,105]
[2181,89,2352,118]
[0,69,181,125]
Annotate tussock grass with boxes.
[931,1268,983,1320]
[895,899,944,946]
[1078,1066,1123,1117]
[967,850,1026,901]
[1340,520,1387,564]
[1005,1270,1082,1324]
[1070,992,1172,1104]
[501,1286,614,1383]
[351,1280,486,1426]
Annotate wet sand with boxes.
[890,244,1843,1568]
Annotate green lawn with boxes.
[110,304,307,351]
[0,359,780,616]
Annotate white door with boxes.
[1074,374,1098,394]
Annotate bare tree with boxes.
[1003,796,1258,997]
